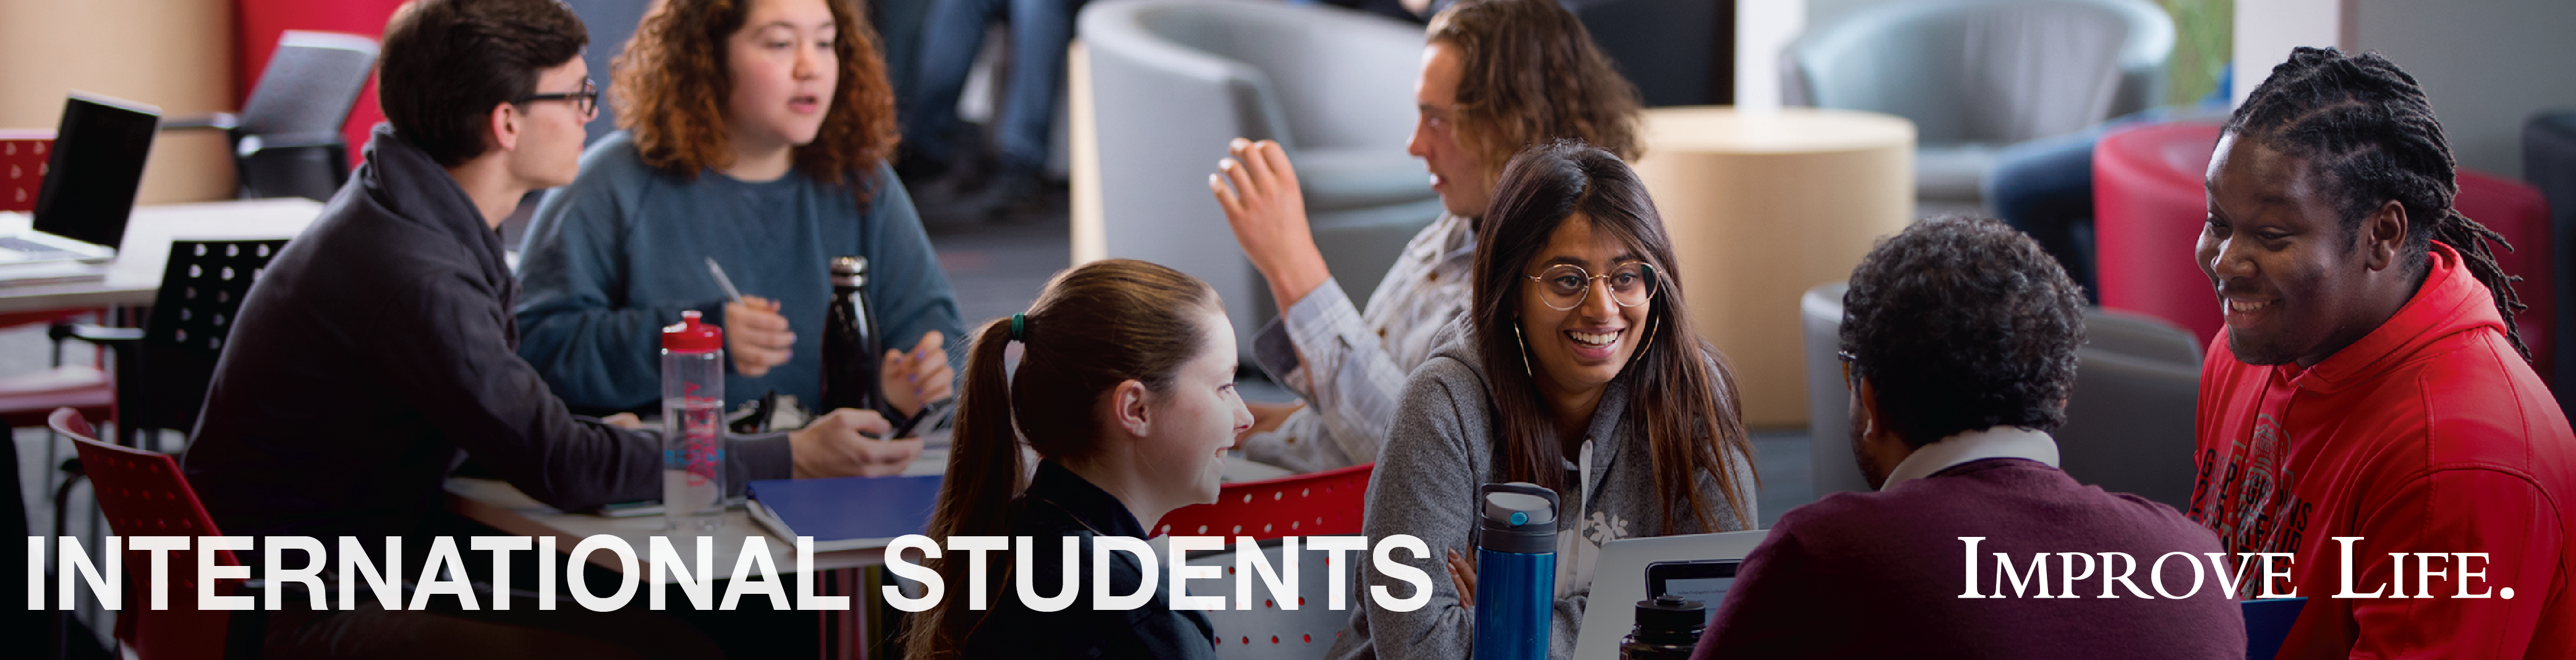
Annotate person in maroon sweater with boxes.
[1692,217,2243,659]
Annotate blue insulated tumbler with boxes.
[1473,482,1561,660]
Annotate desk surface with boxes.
[0,198,325,314]
[445,476,890,574]
[446,435,1297,574]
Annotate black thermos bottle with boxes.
[820,255,881,414]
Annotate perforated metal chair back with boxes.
[1155,462,1371,541]
[51,408,242,660]
[0,131,48,212]
[124,239,286,434]
[1181,539,1363,659]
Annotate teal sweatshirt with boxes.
[513,131,965,414]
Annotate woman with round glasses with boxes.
[1329,140,1759,660]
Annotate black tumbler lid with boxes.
[1633,594,1707,636]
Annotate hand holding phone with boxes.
[888,398,957,439]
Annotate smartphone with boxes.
[1645,559,1741,624]
[889,398,958,439]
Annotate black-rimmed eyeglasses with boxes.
[1837,349,1861,392]
[514,77,598,116]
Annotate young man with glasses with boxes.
[181,2,906,654]
[1692,217,2241,659]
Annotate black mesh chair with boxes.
[2528,110,2576,417]
[61,239,288,449]
[1575,0,1729,107]
[163,31,378,202]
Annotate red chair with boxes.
[1155,463,1372,541]
[2094,121,2225,343]
[2454,169,2555,384]
[3,129,50,212]
[52,408,257,660]
[0,131,116,429]
[2093,121,2556,384]
[1162,464,1373,657]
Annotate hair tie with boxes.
[1010,313,1027,342]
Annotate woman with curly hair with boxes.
[515,0,964,431]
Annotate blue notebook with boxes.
[746,475,943,551]
[2243,597,2306,660]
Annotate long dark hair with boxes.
[904,259,1218,660]
[1469,140,1755,531]
[2225,46,2528,361]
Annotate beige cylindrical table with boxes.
[1632,106,1915,427]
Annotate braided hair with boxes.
[2224,46,2529,362]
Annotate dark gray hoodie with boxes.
[183,125,794,553]
[1327,327,1759,660]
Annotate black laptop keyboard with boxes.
[0,237,74,254]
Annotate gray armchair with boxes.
[1782,0,2173,204]
[1079,0,1440,358]
[1802,283,2201,508]
[2056,309,2201,510]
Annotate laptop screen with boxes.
[32,92,159,250]
[1647,559,1742,625]
[1574,529,1770,660]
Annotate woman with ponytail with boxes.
[2185,46,2576,657]
[905,259,1246,659]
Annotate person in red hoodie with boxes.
[2189,46,2576,658]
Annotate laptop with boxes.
[1573,529,1770,659]
[9,92,160,265]
[1645,558,1742,627]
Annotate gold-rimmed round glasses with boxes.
[1524,262,1659,311]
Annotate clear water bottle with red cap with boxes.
[662,311,726,531]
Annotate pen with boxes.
[706,257,746,304]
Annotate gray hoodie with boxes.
[1327,327,1759,660]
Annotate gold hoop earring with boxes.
[1512,322,1534,378]
[1635,312,1659,358]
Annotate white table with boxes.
[443,477,890,573]
[445,430,1299,574]
[0,198,324,314]
[439,427,1306,659]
